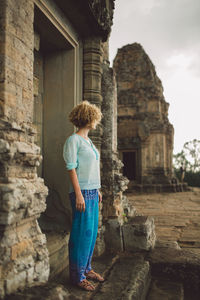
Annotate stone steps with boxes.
[6,247,200,299]
[91,254,151,300]
[146,245,200,300]
[58,252,151,300]
[146,276,184,300]
[6,252,151,300]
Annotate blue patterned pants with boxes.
[68,189,99,284]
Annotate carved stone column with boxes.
[83,37,103,145]
[83,37,105,255]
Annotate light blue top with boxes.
[63,133,101,193]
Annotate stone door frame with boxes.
[34,0,82,106]
[33,0,84,232]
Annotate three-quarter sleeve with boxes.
[63,135,79,170]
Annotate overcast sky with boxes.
[109,0,200,154]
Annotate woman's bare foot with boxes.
[77,279,95,291]
[86,270,104,282]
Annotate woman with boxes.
[63,100,104,291]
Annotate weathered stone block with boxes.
[14,255,35,273]
[27,266,34,284]
[0,246,11,264]
[0,139,9,153]
[0,228,18,247]
[6,270,26,294]
[104,218,123,252]
[34,260,49,282]
[0,178,48,224]
[94,226,105,256]
[122,216,156,251]
[0,210,25,225]
[11,239,34,260]
[13,141,40,154]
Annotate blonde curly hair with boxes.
[69,100,102,128]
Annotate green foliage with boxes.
[173,139,200,187]
[175,169,200,187]
[184,171,200,187]
[173,139,200,172]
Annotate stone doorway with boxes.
[122,151,137,180]
[33,3,82,276]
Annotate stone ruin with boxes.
[1,0,192,299]
[0,1,156,298]
[113,43,188,193]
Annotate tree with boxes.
[173,150,189,171]
[173,139,200,172]
[183,139,200,172]
[173,139,200,187]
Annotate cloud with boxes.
[110,0,200,71]
[109,0,200,153]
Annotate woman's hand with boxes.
[68,169,85,212]
[98,190,102,203]
[75,193,85,212]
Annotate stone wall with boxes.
[0,0,49,297]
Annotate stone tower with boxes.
[113,43,176,193]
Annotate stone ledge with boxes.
[147,247,200,296]
[125,182,190,193]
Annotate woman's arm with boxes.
[68,169,85,212]
[98,189,102,203]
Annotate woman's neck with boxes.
[76,127,90,139]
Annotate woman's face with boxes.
[87,120,98,130]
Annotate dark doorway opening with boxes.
[122,151,137,180]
